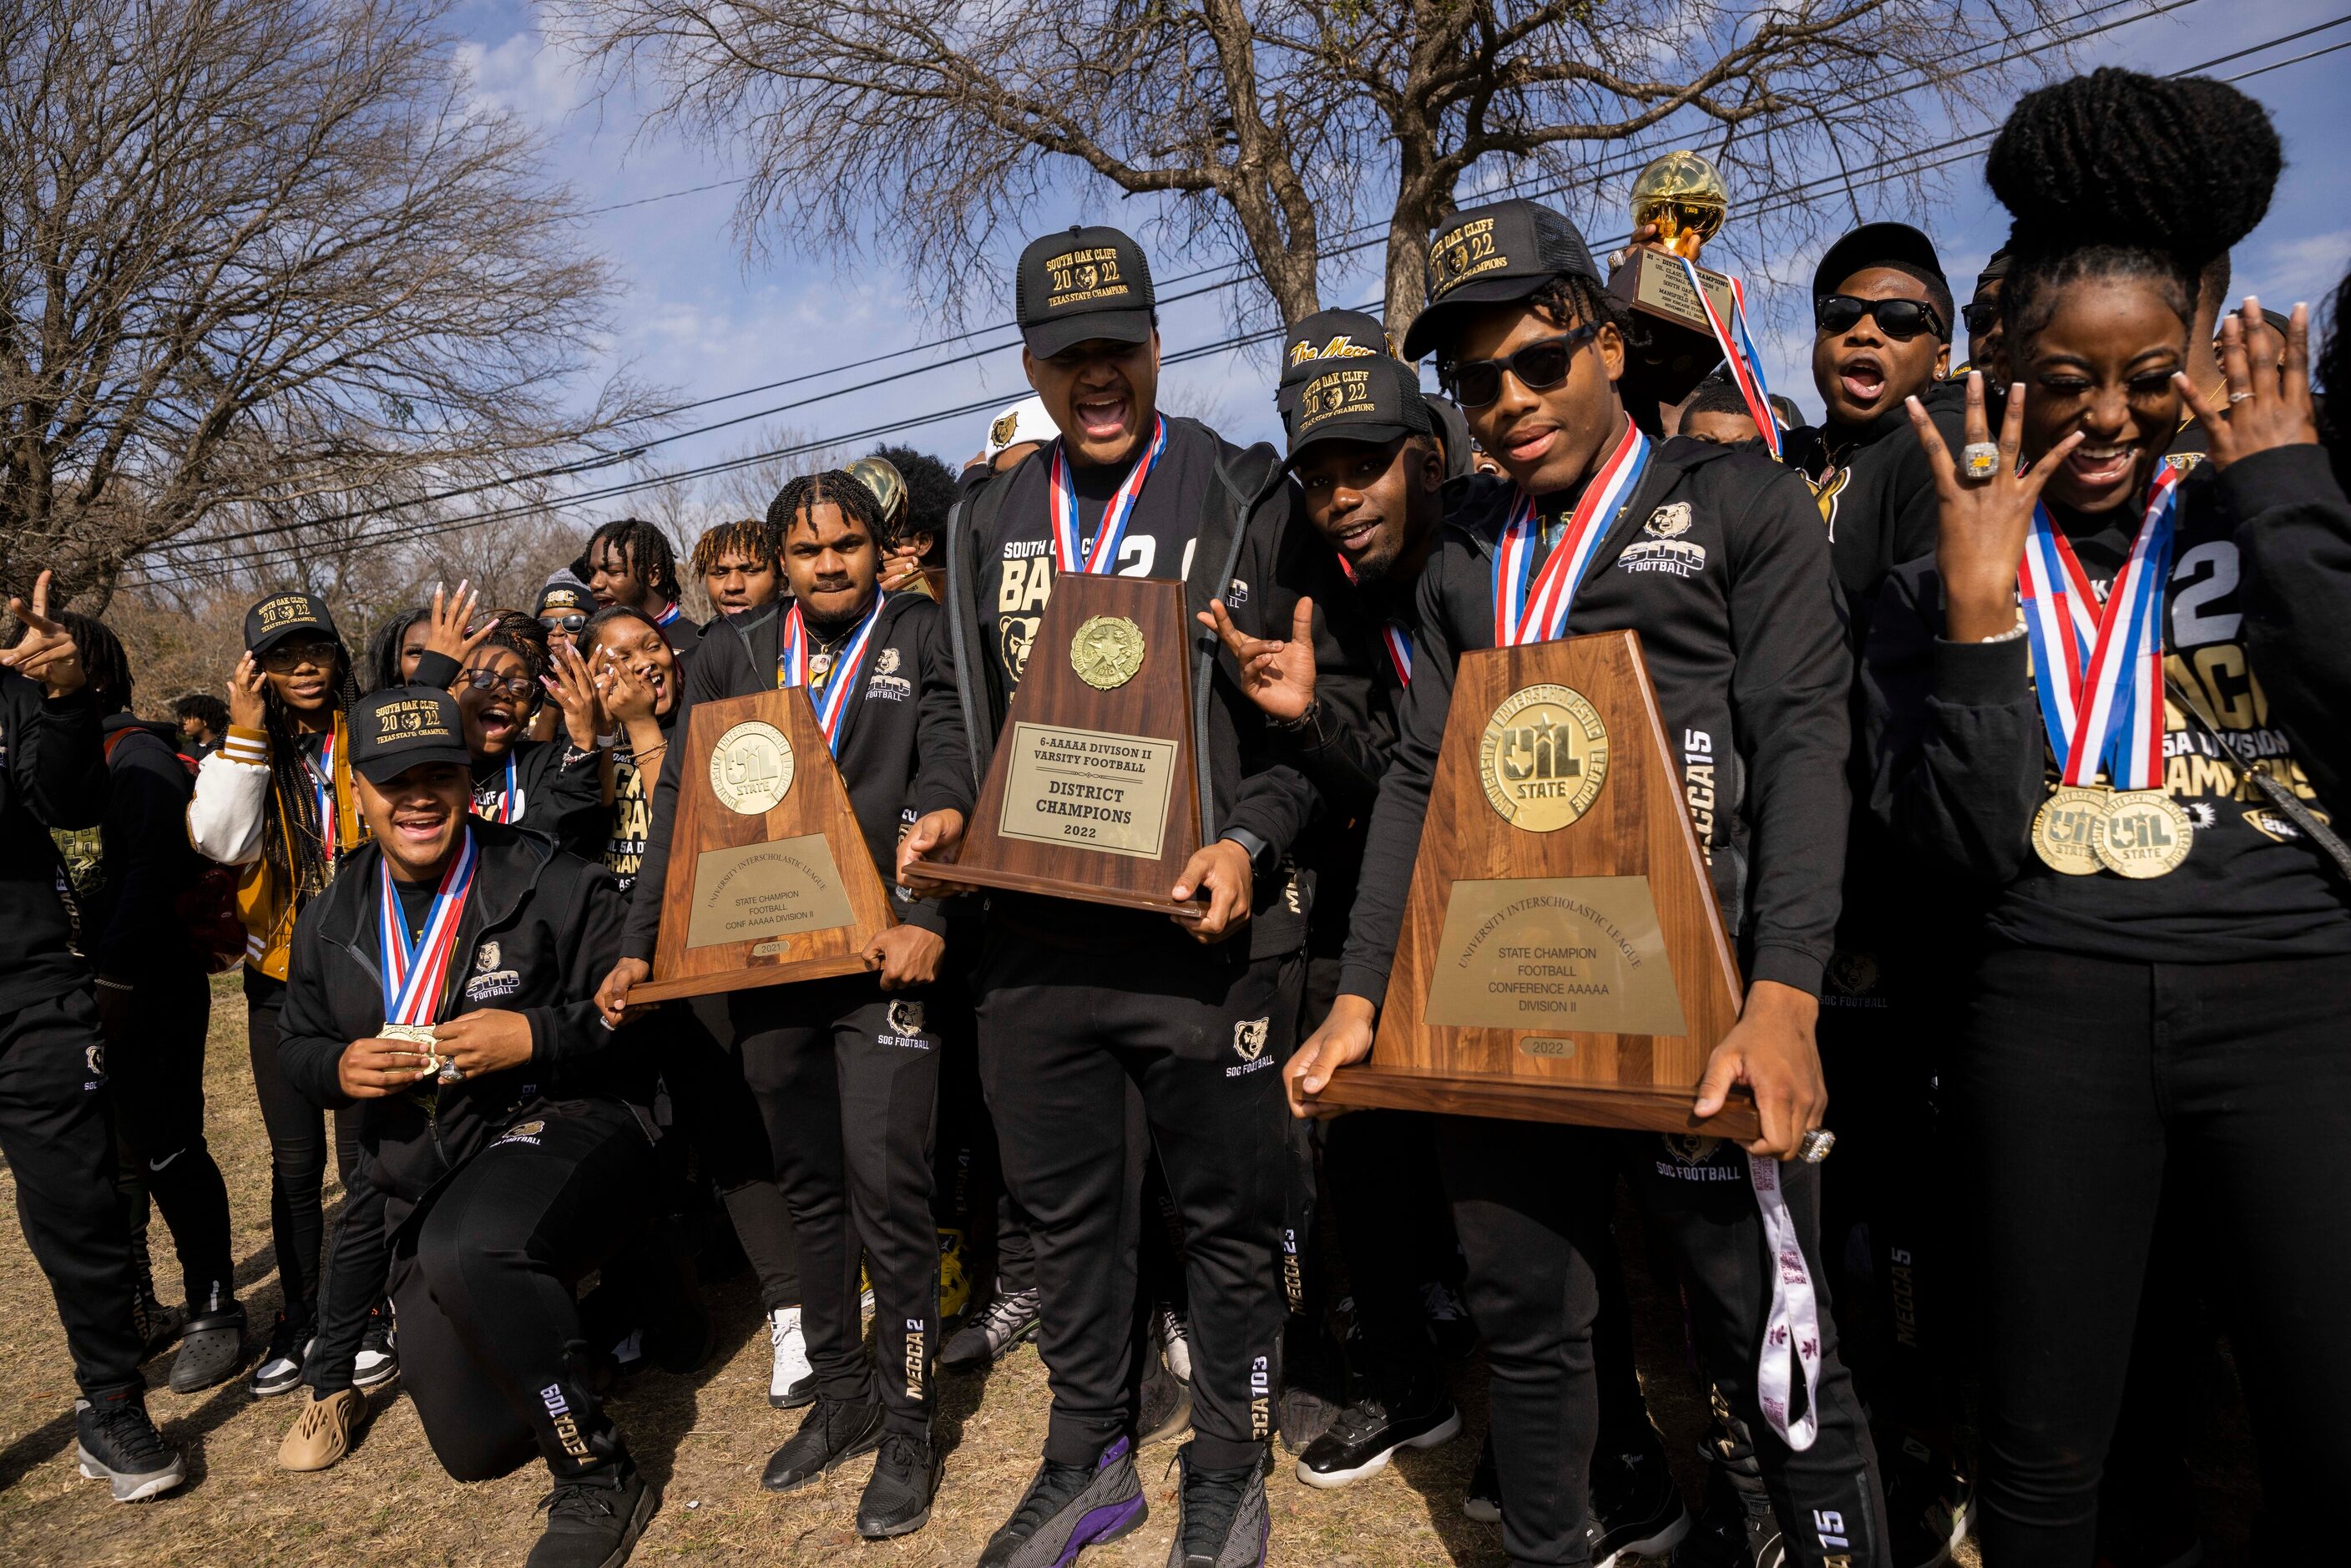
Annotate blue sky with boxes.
[456,0,2351,521]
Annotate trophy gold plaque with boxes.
[1307,632,1759,1138]
[631,687,896,1004]
[902,572,1205,920]
[1611,150,1742,407]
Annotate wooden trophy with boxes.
[629,687,896,1004]
[902,571,1204,920]
[1307,632,1759,1138]
[1608,251,1739,408]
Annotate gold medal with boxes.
[2094,790,2192,878]
[2030,787,2109,876]
[1069,615,1145,690]
[377,1021,442,1076]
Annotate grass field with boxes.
[1,974,2259,1565]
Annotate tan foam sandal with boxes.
[277,1388,363,1472]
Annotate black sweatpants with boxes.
[1960,948,2351,1565]
[109,966,235,1310]
[392,1098,657,1481]
[0,988,146,1399]
[1323,1109,1454,1398]
[307,1155,389,1398]
[737,976,941,1436]
[667,994,800,1312]
[977,924,1298,1471]
[245,969,361,1325]
[1440,1118,1886,1568]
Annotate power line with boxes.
[133,7,2335,590]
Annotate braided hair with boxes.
[476,609,551,685]
[55,612,132,717]
[768,469,899,554]
[587,518,682,604]
[1985,68,2281,349]
[260,638,360,904]
[689,518,778,579]
[363,605,429,694]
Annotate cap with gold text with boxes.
[1016,225,1156,358]
[349,687,472,786]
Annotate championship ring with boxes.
[2095,790,2192,878]
[709,720,795,816]
[1961,441,2000,481]
[1479,683,1610,832]
[2030,787,2109,876]
[1069,615,1146,690]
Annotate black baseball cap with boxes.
[1814,222,1952,333]
[1277,308,1393,431]
[348,687,472,786]
[1287,356,1434,460]
[1401,200,1602,362]
[1974,247,2014,294]
[1015,225,1156,357]
[243,592,341,656]
[538,582,592,617]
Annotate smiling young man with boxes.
[596,473,967,1540]
[895,223,1317,1568]
[1284,200,1888,1568]
[273,686,661,1568]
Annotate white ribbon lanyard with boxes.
[1747,1152,1822,1450]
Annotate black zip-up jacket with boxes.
[923,417,1323,959]
[1865,451,2351,962]
[277,821,648,1206]
[622,595,968,961]
[92,716,205,980]
[2229,443,2351,809]
[0,672,104,1012]
[1340,435,1853,1006]
[1782,378,1969,649]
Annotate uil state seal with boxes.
[1479,683,1609,832]
[1069,615,1146,690]
[710,720,795,816]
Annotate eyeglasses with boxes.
[260,638,337,673]
[1442,325,1600,409]
[539,614,587,634]
[1814,295,1945,341]
[1961,301,2000,337]
[460,669,538,700]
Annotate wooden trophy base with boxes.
[902,571,1206,923]
[1608,250,1739,407]
[632,687,894,1005]
[1306,631,1759,1141]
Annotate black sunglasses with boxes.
[1442,324,1600,409]
[1961,301,2000,336]
[1813,294,1945,341]
[538,613,587,634]
[460,669,539,701]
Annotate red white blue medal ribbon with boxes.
[779,594,886,756]
[311,731,339,860]
[2017,467,2182,790]
[1675,257,1782,461]
[1491,418,1651,646]
[473,752,523,824]
[377,827,479,1027]
[654,601,682,630]
[1381,624,1413,685]
[1748,1153,1823,1449]
[1049,417,1167,574]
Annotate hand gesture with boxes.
[596,648,656,725]
[422,580,493,670]
[1170,837,1252,943]
[1907,370,2082,643]
[1692,981,1827,1160]
[542,640,604,750]
[1284,994,1376,1119]
[863,924,945,990]
[2177,297,2319,469]
[1,572,85,697]
[227,652,270,731]
[1196,597,1317,722]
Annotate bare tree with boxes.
[551,0,2068,339]
[0,0,663,607]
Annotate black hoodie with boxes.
[91,716,205,979]
[276,820,648,1207]
[0,672,104,1012]
[1340,437,1853,1006]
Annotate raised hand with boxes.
[1195,596,1317,722]
[1,571,85,697]
[1906,370,2082,644]
[596,647,656,725]
[422,579,493,670]
[2176,297,2318,468]
[541,639,604,750]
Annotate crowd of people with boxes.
[1,63,2347,1568]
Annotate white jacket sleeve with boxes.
[187,726,271,866]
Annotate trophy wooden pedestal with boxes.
[1609,250,1739,409]
[1307,632,1759,1138]
[630,687,895,1004]
[902,572,1205,921]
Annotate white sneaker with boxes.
[768,1306,815,1409]
[1156,1305,1193,1383]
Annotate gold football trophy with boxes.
[1610,151,1739,404]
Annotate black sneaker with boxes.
[1589,1439,1691,1565]
[250,1309,314,1397]
[1671,1469,1781,1568]
[1165,1445,1268,1567]
[977,1437,1145,1567]
[169,1301,246,1394]
[1137,1343,1194,1449]
[352,1302,399,1389]
[525,1462,659,1568]
[74,1392,185,1503]
[857,1430,939,1539]
[942,1286,1040,1372]
[1277,1314,1346,1453]
[760,1394,884,1493]
[1294,1384,1462,1489]
[1463,1430,1501,1524]
[1888,1438,1971,1568]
